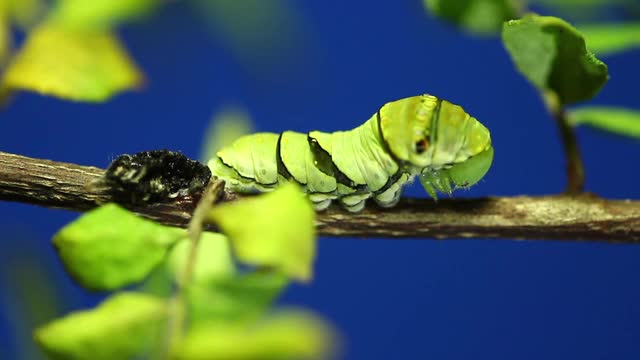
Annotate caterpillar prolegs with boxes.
[208,94,494,212]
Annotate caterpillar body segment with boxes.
[213,133,280,192]
[208,94,493,212]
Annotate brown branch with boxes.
[1,151,639,243]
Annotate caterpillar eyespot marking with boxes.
[415,138,429,154]
[208,94,493,212]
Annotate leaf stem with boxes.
[182,178,225,291]
[556,108,585,193]
[545,93,585,194]
[163,178,225,357]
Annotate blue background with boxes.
[1,1,639,359]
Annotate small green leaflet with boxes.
[424,0,522,35]
[570,106,640,139]
[53,203,184,290]
[579,23,640,56]
[502,14,609,106]
[187,271,289,326]
[173,310,336,360]
[35,292,167,360]
[167,232,235,286]
[207,183,316,282]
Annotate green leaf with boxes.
[173,310,336,360]
[527,0,639,24]
[188,271,289,325]
[529,0,633,8]
[189,0,308,72]
[167,232,235,286]
[207,183,316,282]
[2,23,143,102]
[569,106,640,139]
[528,0,636,11]
[50,0,158,31]
[424,0,522,35]
[200,105,254,162]
[35,292,166,360]
[579,23,640,56]
[502,14,609,105]
[53,203,183,290]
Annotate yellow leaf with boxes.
[2,23,143,102]
[207,183,316,282]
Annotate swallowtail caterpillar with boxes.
[209,94,493,212]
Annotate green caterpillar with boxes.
[208,94,493,212]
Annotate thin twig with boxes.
[555,107,585,193]
[163,178,224,357]
[545,93,585,193]
[0,151,639,243]
[181,178,224,289]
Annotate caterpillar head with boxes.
[379,94,493,195]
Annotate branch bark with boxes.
[1,151,638,243]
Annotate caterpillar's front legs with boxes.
[419,168,453,200]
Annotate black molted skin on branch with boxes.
[101,150,212,205]
[0,151,639,243]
